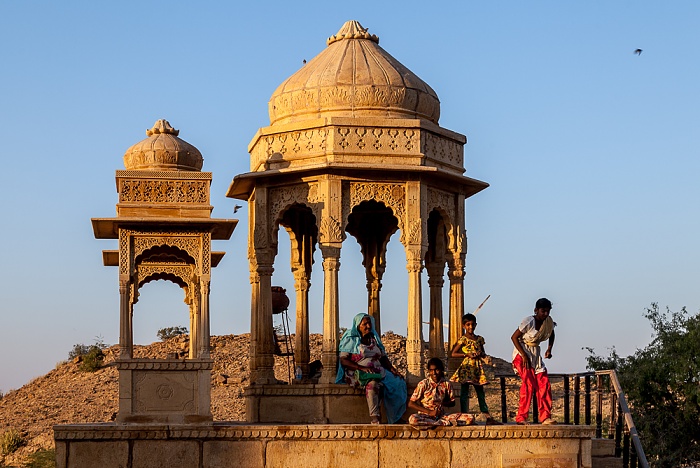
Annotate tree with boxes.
[586,303,700,467]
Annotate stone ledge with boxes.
[114,359,213,371]
[54,422,596,441]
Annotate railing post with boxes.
[500,376,507,423]
[615,403,623,457]
[532,392,538,423]
[574,375,580,425]
[630,440,638,468]
[584,374,592,425]
[563,374,570,424]
[596,373,603,438]
[623,432,630,467]
[609,392,617,440]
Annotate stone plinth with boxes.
[54,423,595,468]
[244,383,383,424]
[115,359,213,424]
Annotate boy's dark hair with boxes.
[535,298,553,309]
[461,313,477,324]
[427,357,445,372]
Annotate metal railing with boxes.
[595,370,649,468]
[485,370,648,468]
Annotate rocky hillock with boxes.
[0,333,514,466]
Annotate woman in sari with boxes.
[335,313,407,424]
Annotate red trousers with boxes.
[512,354,552,423]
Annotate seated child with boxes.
[408,358,475,427]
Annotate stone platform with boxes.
[54,422,595,468]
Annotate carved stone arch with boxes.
[346,182,406,237]
[268,183,321,250]
[135,244,197,267]
[132,234,201,271]
[425,209,449,266]
[135,265,198,305]
[277,203,319,273]
[427,187,467,257]
[346,199,400,269]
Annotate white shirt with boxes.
[512,315,548,374]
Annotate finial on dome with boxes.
[327,20,379,46]
[146,119,180,137]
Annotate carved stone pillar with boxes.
[366,277,382,334]
[118,279,131,359]
[406,250,424,386]
[190,288,200,359]
[426,262,445,361]
[293,269,310,376]
[188,300,196,359]
[199,278,211,358]
[447,254,466,373]
[250,256,276,384]
[320,246,341,384]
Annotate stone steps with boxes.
[592,438,623,468]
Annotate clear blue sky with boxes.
[2,1,699,393]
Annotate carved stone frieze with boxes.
[252,130,329,170]
[423,132,464,168]
[55,422,595,441]
[333,126,419,155]
[119,180,209,204]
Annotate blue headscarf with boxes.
[335,313,407,423]
[337,313,386,355]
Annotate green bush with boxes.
[586,303,700,467]
[23,449,55,468]
[78,346,105,372]
[1,429,25,456]
[157,326,188,341]
[68,337,107,372]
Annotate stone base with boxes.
[116,359,213,424]
[244,383,380,423]
[54,422,595,468]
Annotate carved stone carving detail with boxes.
[319,216,343,243]
[136,264,195,289]
[119,180,208,204]
[115,360,213,371]
[132,235,200,266]
[423,132,463,168]
[269,184,321,224]
[252,126,424,170]
[406,219,423,245]
[55,422,595,441]
[334,126,417,155]
[253,130,329,170]
[119,230,130,276]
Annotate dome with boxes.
[123,119,203,171]
[268,20,440,126]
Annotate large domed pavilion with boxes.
[228,20,488,423]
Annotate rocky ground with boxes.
[0,333,565,466]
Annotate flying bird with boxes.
[302,59,307,65]
[233,205,243,213]
[634,49,643,55]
